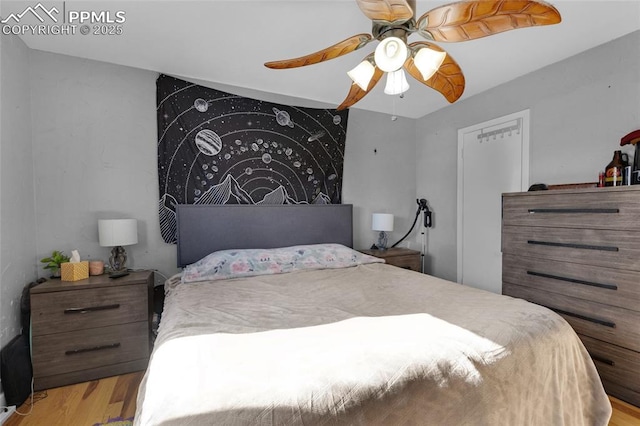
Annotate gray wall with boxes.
[0,34,37,348]
[29,51,168,283]
[343,111,417,250]
[417,30,640,281]
[27,51,417,283]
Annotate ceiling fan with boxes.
[264,0,561,110]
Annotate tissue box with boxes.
[61,261,89,282]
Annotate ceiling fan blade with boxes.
[356,0,415,23]
[264,34,373,69]
[336,65,384,110]
[405,42,465,103]
[416,0,561,42]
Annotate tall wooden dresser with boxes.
[502,186,640,407]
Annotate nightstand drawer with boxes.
[504,283,640,352]
[31,283,148,335]
[503,189,640,230]
[502,226,640,271]
[359,248,421,272]
[31,321,149,378]
[385,255,421,272]
[502,254,640,311]
[579,334,640,396]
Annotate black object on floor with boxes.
[0,334,32,406]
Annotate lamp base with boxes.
[108,245,128,273]
[377,231,388,250]
[108,271,130,279]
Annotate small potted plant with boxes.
[40,250,70,278]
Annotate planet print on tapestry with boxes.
[194,129,222,156]
[194,98,209,113]
[273,107,294,128]
[308,131,325,142]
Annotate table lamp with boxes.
[98,219,138,275]
[372,213,394,250]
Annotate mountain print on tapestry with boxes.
[157,75,349,243]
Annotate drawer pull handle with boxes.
[550,307,616,328]
[589,353,615,366]
[527,240,618,252]
[526,271,618,291]
[64,304,120,314]
[65,342,121,356]
[528,208,619,214]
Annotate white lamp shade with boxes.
[372,213,394,232]
[374,37,408,72]
[347,60,375,91]
[413,47,447,81]
[384,69,410,95]
[98,219,138,247]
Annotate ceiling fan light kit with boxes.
[374,36,408,72]
[347,59,376,91]
[413,47,447,81]
[265,0,561,110]
[384,69,410,95]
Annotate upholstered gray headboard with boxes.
[176,204,353,267]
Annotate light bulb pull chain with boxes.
[391,96,397,121]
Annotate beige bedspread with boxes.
[134,263,611,425]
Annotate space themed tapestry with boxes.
[157,74,349,244]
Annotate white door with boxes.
[457,110,530,293]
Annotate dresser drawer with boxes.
[31,321,149,378]
[31,283,148,335]
[601,379,640,408]
[501,226,640,271]
[580,333,640,406]
[579,334,640,396]
[502,254,640,311]
[503,283,640,352]
[502,188,640,230]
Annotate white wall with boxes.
[417,30,640,281]
[27,51,417,281]
[0,33,37,347]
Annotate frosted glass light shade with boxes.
[384,69,410,95]
[98,219,138,247]
[372,213,394,232]
[347,60,375,91]
[374,37,408,72]
[413,47,447,81]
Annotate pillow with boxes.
[181,243,383,284]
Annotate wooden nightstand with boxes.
[359,248,421,272]
[30,270,153,390]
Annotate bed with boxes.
[134,204,611,425]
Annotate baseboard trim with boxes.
[0,406,16,425]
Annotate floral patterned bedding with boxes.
[181,243,383,283]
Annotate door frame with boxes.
[456,109,530,284]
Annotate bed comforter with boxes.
[134,263,611,425]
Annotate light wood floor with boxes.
[610,397,640,426]
[5,372,143,426]
[5,372,640,425]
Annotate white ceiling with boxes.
[5,0,640,119]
